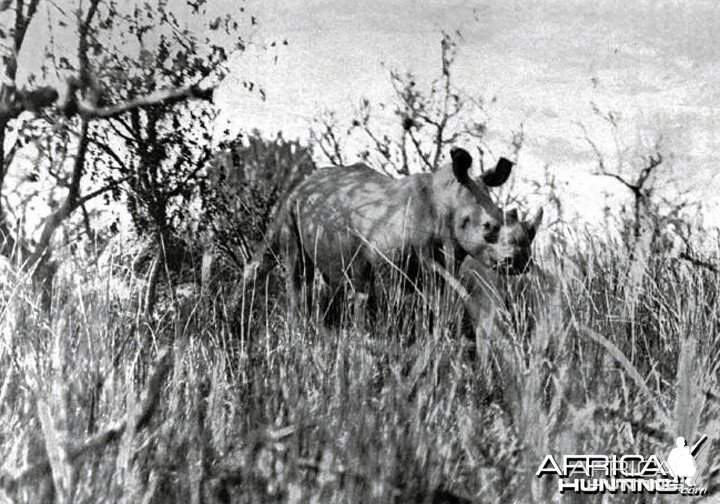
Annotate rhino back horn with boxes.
[482,157,513,187]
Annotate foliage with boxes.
[85,0,245,238]
[202,132,316,270]
[0,0,260,289]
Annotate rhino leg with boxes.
[355,262,378,327]
[288,253,317,322]
[279,218,317,324]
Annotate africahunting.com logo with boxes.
[536,436,708,496]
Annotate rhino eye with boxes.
[483,221,493,231]
[461,216,471,228]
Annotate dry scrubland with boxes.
[2,1,718,502]
[0,226,718,504]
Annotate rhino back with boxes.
[286,165,440,277]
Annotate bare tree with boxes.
[312,32,515,177]
[580,106,665,244]
[580,103,710,275]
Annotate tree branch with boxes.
[0,81,216,123]
[11,0,41,76]
[165,148,212,198]
[29,118,90,266]
[636,151,663,189]
[407,128,434,171]
[2,135,20,173]
[75,84,216,119]
[107,115,139,144]
[75,174,130,208]
[595,172,640,195]
[88,135,130,172]
[310,117,344,166]
[78,0,101,90]
[358,123,398,174]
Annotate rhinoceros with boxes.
[245,147,542,323]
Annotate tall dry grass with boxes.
[0,231,718,503]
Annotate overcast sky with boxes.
[6,0,720,229]
[219,0,720,227]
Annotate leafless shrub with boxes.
[311,32,514,177]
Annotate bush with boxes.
[202,132,316,273]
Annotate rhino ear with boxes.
[527,207,544,240]
[450,147,473,184]
[482,157,513,187]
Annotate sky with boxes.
[3,0,719,233]
[217,0,720,228]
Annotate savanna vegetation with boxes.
[0,2,718,503]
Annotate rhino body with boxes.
[251,148,542,324]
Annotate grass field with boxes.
[0,231,718,503]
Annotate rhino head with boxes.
[487,207,544,274]
[444,147,542,274]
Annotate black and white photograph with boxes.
[0,0,718,502]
